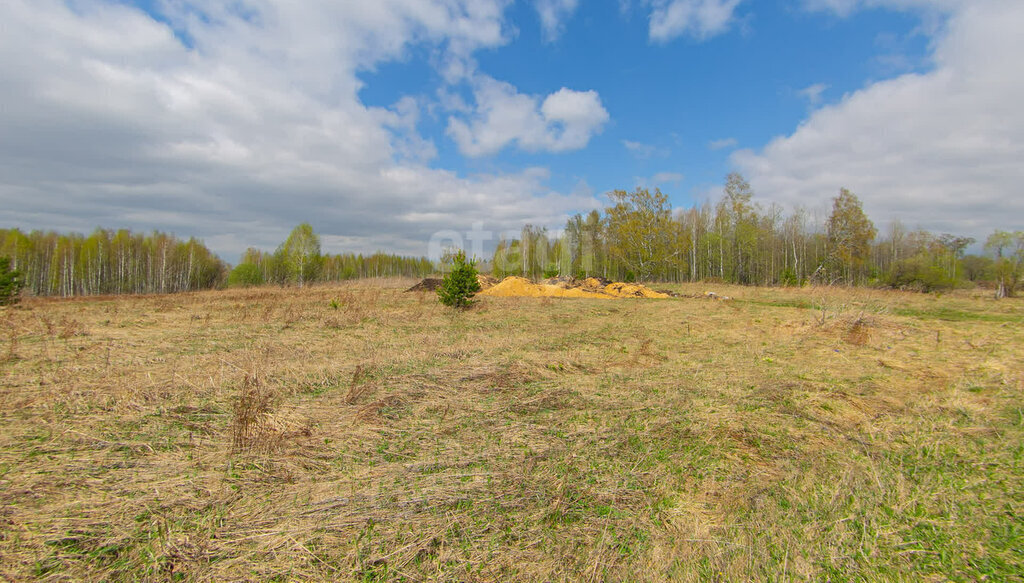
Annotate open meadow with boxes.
[0,280,1021,581]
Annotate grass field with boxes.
[1,280,1021,581]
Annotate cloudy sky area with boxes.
[0,0,1020,261]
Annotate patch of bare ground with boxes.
[0,279,1020,581]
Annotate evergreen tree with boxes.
[0,257,24,306]
[437,250,480,309]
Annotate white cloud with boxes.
[623,139,667,158]
[798,83,829,106]
[632,172,684,189]
[534,0,580,42]
[801,0,863,16]
[447,78,609,157]
[802,0,962,18]
[709,137,738,150]
[0,0,605,259]
[652,172,685,185]
[648,0,743,42]
[734,0,1024,239]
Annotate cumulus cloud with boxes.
[648,0,743,42]
[709,137,738,150]
[632,172,684,189]
[801,0,961,18]
[652,172,685,185]
[623,139,668,159]
[798,83,829,106]
[447,78,610,157]
[0,0,604,259]
[534,0,580,42]
[734,0,1024,238]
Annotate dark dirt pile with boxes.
[405,274,499,293]
[404,278,443,292]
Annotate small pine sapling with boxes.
[437,250,481,309]
[0,257,24,306]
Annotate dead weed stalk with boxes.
[231,372,277,453]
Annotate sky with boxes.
[0,0,1021,262]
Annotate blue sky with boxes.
[358,1,930,202]
[0,0,1020,261]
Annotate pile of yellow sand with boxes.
[476,274,499,290]
[603,282,671,299]
[476,277,669,299]
[478,277,610,299]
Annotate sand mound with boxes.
[477,276,669,299]
[603,283,671,299]
[410,275,671,299]
[478,277,611,299]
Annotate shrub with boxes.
[779,268,800,287]
[0,257,24,306]
[437,250,481,309]
[886,257,956,292]
[228,263,264,287]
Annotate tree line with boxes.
[0,224,435,298]
[0,228,227,297]
[227,223,434,287]
[3,185,1020,298]
[490,174,1024,296]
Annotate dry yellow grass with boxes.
[0,280,1021,581]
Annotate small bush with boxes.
[779,268,800,287]
[437,250,481,309]
[886,257,956,292]
[228,263,264,288]
[0,257,24,306]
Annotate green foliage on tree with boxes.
[880,231,975,292]
[985,230,1024,298]
[886,256,956,292]
[437,250,480,309]
[482,174,1012,294]
[826,188,877,284]
[0,224,435,297]
[960,255,993,282]
[721,172,759,284]
[230,240,432,288]
[605,187,676,281]
[0,257,25,306]
[277,223,322,287]
[0,228,227,297]
[228,263,265,288]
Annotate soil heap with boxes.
[404,278,443,292]
[405,274,499,293]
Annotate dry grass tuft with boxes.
[345,364,376,404]
[843,313,872,345]
[231,372,278,453]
